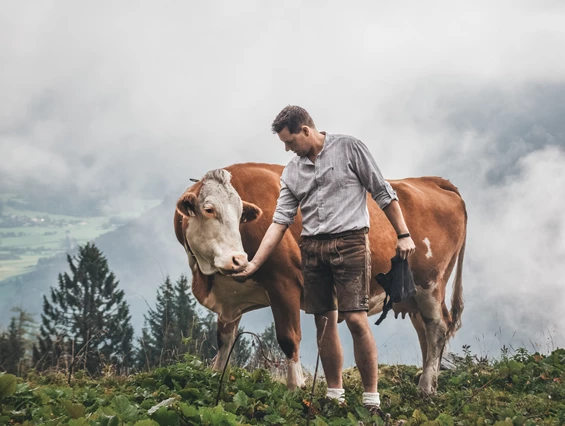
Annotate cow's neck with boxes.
[190,259,214,305]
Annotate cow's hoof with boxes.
[417,374,437,396]
[417,386,436,398]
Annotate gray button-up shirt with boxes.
[273,133,398,236]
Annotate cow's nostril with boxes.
[231,254,248,270]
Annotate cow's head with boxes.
[176,169,262,275]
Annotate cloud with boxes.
[460,146,565,348]
[1,1,565,367]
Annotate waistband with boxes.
[303,227,369,241]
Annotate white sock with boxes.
[326,388,345,403]
[363,391,380,406]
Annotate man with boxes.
[232,105,415,412]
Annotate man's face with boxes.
[277,126,312,157]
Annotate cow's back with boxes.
[226,164,466,294]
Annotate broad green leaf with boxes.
[313,418,329,426]
[412,409,428,422]
[68,419,89,426]
[435,413,454,426]
[96,416,119,426]
[263,413,286,423]
[252,389,270,400]
[251,369,266,383]
[62,400,86,419]
[0,374,17,399]
[111,394,138,421]
[141,378,158,389]
[235,378,254,396]
[222,402,238,413]
[152,406,180,426]
[15,383,30,394]
[347,411,358,425]
[233,390,249,407]
[179,402,199,419]
[199,405,238,426]
[178,387,200,400]
[133,420,160,426]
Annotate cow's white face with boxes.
[176,169,261,275]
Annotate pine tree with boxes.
[174,274,202,354]
[0,308,35,375]
[0,331,8,372]
[5,318,26,374]
[0,319,24,374]
[147,276,178,364]
[138,274,251,370]
[135,327,158,371]
[33,242,134,375]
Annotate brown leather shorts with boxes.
[300,228,371,315]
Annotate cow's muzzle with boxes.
[218,253,248,275]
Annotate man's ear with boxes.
[241,201,262,223]
[176,192,199,218]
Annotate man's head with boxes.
[271,105,317,157]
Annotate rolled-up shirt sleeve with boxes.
[273,176,299,225]
[349,139,398,210]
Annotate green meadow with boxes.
[0,194,161,281]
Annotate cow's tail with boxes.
[447,232,466,340]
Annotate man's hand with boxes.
[397,237,416,260]
[228,223,288,282]
[229,260,260,280]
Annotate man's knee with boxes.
[343,311,370,336]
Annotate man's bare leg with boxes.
[315,310,343,390]
[343,311,378,393]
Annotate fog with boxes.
[1,0,564,368]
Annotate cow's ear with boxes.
[176,192,199,218]
[241,201,262,223]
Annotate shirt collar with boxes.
[298,132,330,164]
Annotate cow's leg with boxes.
[410,313,428,366]
[212,317,242,371]
[267,279,305,389]
[414,282,448,395]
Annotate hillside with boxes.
[0,194,187,329]
[1,348,564,425]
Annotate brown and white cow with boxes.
[174,162,467,394]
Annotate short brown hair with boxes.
[271,105,316,134]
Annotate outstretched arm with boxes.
[230,222,288,277]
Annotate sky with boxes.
[1,0,565,369]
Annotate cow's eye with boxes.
[204,207,214,215]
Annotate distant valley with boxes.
[0,193,172,329]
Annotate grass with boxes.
[1,348,564,425]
